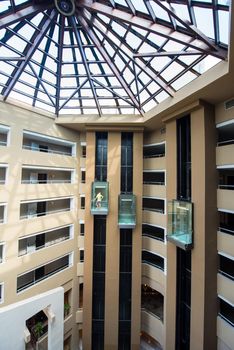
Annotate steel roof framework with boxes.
[0,0,230,116]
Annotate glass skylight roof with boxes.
[0,0,230,116]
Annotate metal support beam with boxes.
[59,78,89,110]
[70,15,102,116]
[29,62,55,107]
[2,10,57,100]
[0,3,54,30]
[133,50,204,58]
[76,11,144,114]
[77,0,227,59]
[152,0,217,49]
[87,12,174,96]
[55,14,65,115]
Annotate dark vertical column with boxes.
[176,116,191,350]
[118,132,133,349]
[95,132,107,182]
[118,229,132,350]
[92,132,108,350]
[92,216,106,350]
[121,132,133,194]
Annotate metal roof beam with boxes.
[76,11,144,114]
[134,49,204,57]
[2,9,57,100]
[55,14,65,115]
[89,13,174,96]
[0,3,54,30]
[78,0,227,59]
[152,0,217,50]
[70,16,102,116]
[29,62,55,107]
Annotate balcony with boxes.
[21,166,74,184]
[0,125,10,147]
[90,181,109,215]
[18,225,73,256]
[22,130,76,156]
[0,204,6,224]
[143,171,165,185]
[167,200,193,250]
[143,142,165,159]
[118,194,136,229]
[141,284,164,321]
[20,197,73,220]
[0,165,7,184]
[17,253,73,292]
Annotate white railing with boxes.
[143,181,165,185]
[143,153,165,159]
[22,144,72,156]
[0,141,7,146]
[143,207,164,214]
[218,226,234,235]
[218,184,234,189]
[19,235,70,256]
[21,179,71,184]
[17,263,72,293]
[20,207,71,220]
[217,139,234,146]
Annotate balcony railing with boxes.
[0,141,7,146]
[20,207,71,220]
[19,235,70,257]
[91,181,109,215]
[167,199,193,250]
[17,260,72,292]
[21,179,71,184]
[118,194,136,229]
[22,144,72,156]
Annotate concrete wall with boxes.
[0,100,81,349]
[0,287,64,350]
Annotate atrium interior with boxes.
[0,1,233,350]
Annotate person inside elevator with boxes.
[95,191,104,208]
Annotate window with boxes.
[81,169,86,183]
[219,254,234,280]
[17,253,73,292]
[121,132,133,193]
[80,222,85,236]
[143,143,165,158]
[0,243,5,263]
[80,249,84,262]
[0,165,7,185]
[143,171,165,185]
[142,197,165,213]
[177,116,191,201]
[18,225,72,256]
[142,250,164,271]
[0,283,4,303]
[0,204,6,224]
[142,224,165,241]
[79,283,83,308]
[0,125,10,147]
[219,298,234,326]
[80,196,85,209]
[81,145,86,158]
[95,132,107,182]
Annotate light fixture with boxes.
[54,0,75,16]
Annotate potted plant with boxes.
[64,302,71,317]
[34,321,44,340]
